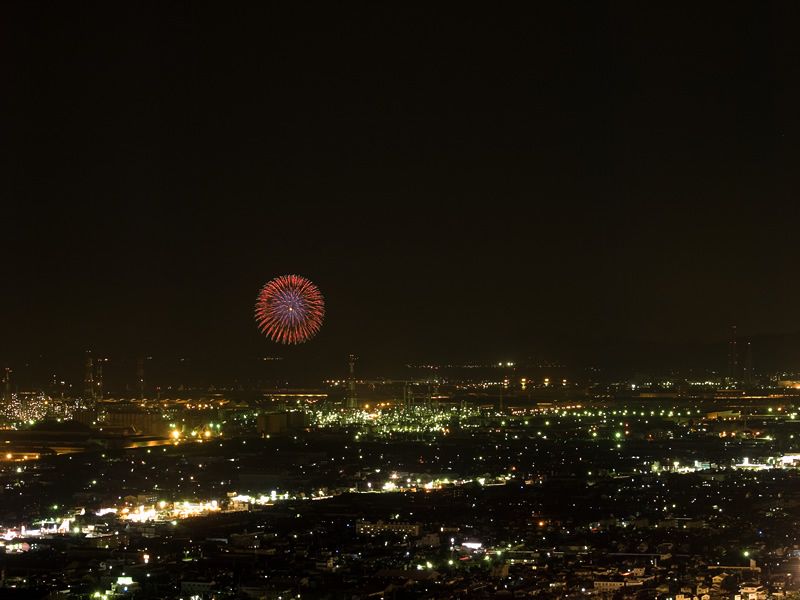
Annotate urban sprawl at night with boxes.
[4,355,800,600]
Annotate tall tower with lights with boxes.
[346,355,357,410]
[2,368,10,404]
[429,366,439,412]
[95,358,106,402]
[728,325,739,384]
[743,342,754,386]
[84,351,95,402]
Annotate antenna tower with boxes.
[346,355,357,410]
[96,358,106,403]
[84,351,95,402]
[728,325,739,384]
[743,343,754,386]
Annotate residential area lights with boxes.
[3,391,800,596]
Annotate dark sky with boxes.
[2,3,799,383]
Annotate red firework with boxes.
[255,275,325,344]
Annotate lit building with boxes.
[356,520,420,536]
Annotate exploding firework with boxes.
[254,275,325,344]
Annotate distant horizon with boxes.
[4,327,800,392]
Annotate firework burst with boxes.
[255,275,324,344]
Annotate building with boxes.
[356,520,421,537]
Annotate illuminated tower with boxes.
[346,355,357,410]
[84,352,95,401]
[430,366,440,412]
[403,382,412,411]
[95,358,106,402]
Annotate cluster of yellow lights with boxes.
[3,453,39,461]
[0,393,77,423]
[118,500,220,522]
[312,407,471,435]
[169,424,222,440]
[231,491,288,504]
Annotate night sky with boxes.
[2,3,799,385]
